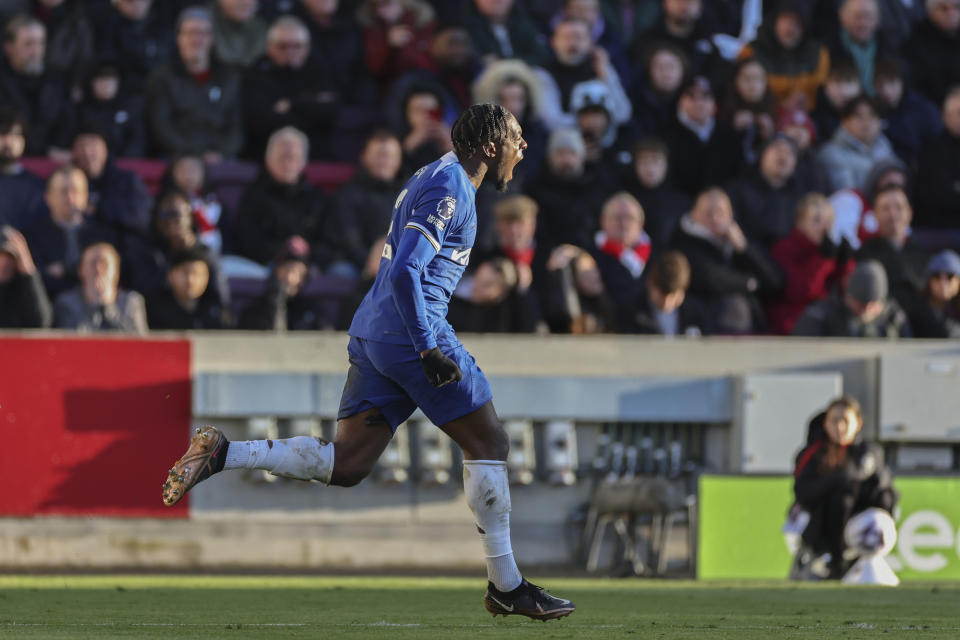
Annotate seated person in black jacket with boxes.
[242,15,342,160]
[234,126,333,268]
[330,130,404,271]
[146,246,231,330]
[791,395,898,580]
[669,187,783,334]
[71,123,153,239]
[0,225,52,328]
[633,250,704,336]
[77,61,147,158]
[0,106,45,232]
[240,235,328,331]
[662,75,743,196]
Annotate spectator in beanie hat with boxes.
[793,259,911,337]
[910,249,960,337]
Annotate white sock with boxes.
[463,460,523,592]
[223,437,334,484]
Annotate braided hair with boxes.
[451,103,512,161]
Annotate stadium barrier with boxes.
[1,332,959,573]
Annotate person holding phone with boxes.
[400,87,453,173]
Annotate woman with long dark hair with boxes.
[791,396,897,579]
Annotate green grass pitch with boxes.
[0,575,957,639]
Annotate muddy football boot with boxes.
[484,579,575,621]
[162,426,229,506]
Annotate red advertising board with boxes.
[0,337,192,517]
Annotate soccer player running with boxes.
[162,104,575,621]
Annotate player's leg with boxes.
[440,401,573,620]
[161,410,393,505]
[222,408,393,486]
[439,402,518,589]
[162,337,411,505]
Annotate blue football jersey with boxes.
[348,152,478,351]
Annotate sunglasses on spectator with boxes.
[931,272,959,280]
[274,41,308,50]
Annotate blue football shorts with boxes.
[337,335,493,431]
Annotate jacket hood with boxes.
[471,59,545,122]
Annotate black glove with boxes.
[421,347,462,387]
[835,237,853,265]
[818,235,838,258]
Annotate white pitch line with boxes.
[5,622,956,632]
[0,622,624,629]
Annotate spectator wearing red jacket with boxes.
[767,193,854,335]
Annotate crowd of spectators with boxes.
[2,0,960,339]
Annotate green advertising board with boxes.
[698,475,960,580]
